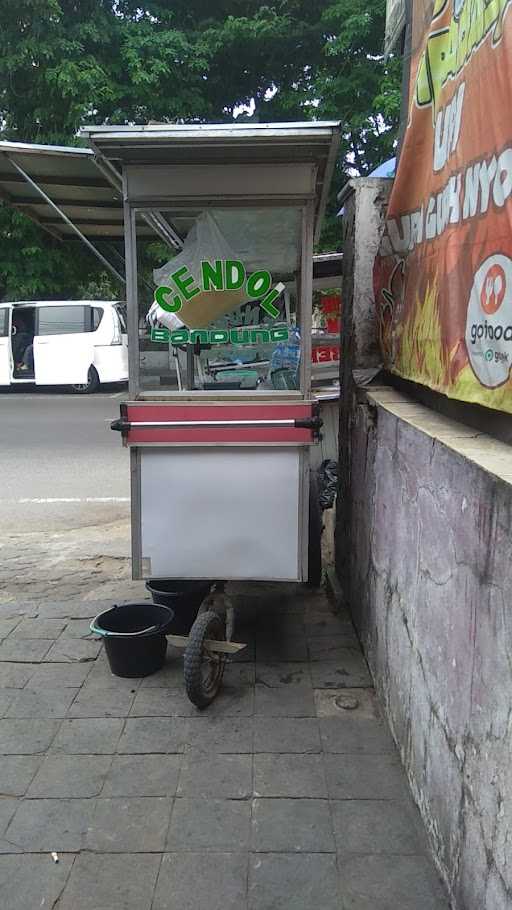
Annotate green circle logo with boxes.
[485,349,493,362]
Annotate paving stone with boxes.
[51,717,124,754]
[68,686,136,718]
[248,852,340,910]
[0,692,14,718]
[304,610,355,637]
[0,662,37,688]
[0,638,53,663]
[255,663,312,686]
[254,682,316,717]
[29,662,92,688]
[139,658,184,688]
[307,635,361,660]
[337,853,450,909]
[195,683,255,717]
[178,753,252,799]
[0,800,18,838]
[186,717,253,754]
[332,799,427,855]
[118,717,188,754]
[86,796,172,851]
[61,618,97,637]
[103,754,182,797]
[315,687,380,719]
[253,717,321,753]
[252,798,335,853]
[319,716,396,753]
[0,755,41,796]
[0,853,75,910]
[0,619,22,641]
[0,718,60,754]
[152,852,248,910]
[167,798,250,851]
[37,600,101,619]
[0,604,38,620]
[6,687,79,719]
[5,798,95,851]
[44,638,102,662]
[323,754,408,800]
[224,663,256,686]
[256,636,308,662]
[310,657,372,689]
[59,852,161,910]
[85,658,142,690]
[27,754,112,797]
[10,618,66,639]
[254,754,327,798]
[130,688,196,717]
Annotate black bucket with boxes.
[146,579,211,634]
[90,602,175,678]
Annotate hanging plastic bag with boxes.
[151,212,248,330]
[317,459,338,510]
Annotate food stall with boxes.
[87,122,342,702]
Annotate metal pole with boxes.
[186,345,195,390]
[299,201,314,397]
[6,154,126,286]
[123,200,140,397]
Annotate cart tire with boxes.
[308,471,323,586]
[184,611,226,709]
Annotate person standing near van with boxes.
[11,314,32,368]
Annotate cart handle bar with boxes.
[111,417,322,431]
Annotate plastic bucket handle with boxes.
[90,615,159,639]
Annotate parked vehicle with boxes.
[0,300,128,392]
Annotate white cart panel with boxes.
[139,446,303,581]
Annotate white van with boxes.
[0,300,128,393]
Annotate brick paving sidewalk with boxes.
[0,585,450,909]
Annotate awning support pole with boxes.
[92,148,183,251]
[5,154,126,286]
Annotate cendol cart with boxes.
[81,121,340,706]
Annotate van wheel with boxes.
[71,366,100,394]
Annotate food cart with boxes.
[81,121,340,704]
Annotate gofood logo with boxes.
[466,253,512,387]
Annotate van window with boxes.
[0,309,8,337]
[92,307,104,331]
[37,305,89,335]
[114,304,127,333]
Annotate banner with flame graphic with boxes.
[375,0,512,413]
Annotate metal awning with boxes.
[0,141,131,242]
[0,140,182,284]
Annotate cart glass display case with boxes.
[83,122,340,582]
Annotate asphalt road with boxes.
[0,386,130,533]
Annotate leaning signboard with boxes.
[375,0,512,413]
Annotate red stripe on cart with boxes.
[126,403,312,422]
[127,426,312,445]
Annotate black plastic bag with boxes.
[317,459,338,510]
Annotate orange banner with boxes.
[375,0,512,413]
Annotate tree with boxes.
[0,0,401,295]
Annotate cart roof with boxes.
[82,121,340,242]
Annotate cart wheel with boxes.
[308,471,323,586]
[184,611,226,709]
